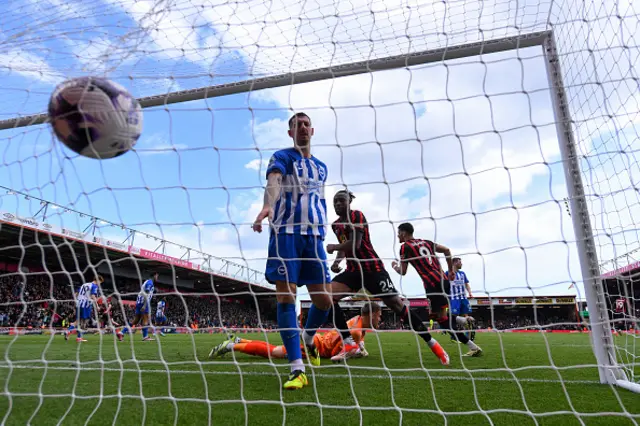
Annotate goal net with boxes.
[0,0,639,424]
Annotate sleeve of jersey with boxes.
[91,284,98,296]
[463,272,469,284]
[351,211,366,231]
[400,244,408,262]
[266,151,287,178]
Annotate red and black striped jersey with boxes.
[332,210,385,273]
[399,239,444,289]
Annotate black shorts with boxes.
[423,283,450,315]
[332,270,398,297]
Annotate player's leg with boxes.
[265,233,307,390]
[323,276,362,362]
[65,321,76,341]
[434,298,482,357]
[141,312,151,340]
[210,335,284,359]
[156,315,167,337]
[449,299,462,343]
[126,312,141,338]
[234,341,283,359]
[298,235,333,367]
[461,300,476,342]
[76,308,88,342]
[362,271,449,365]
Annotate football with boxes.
[48,77,143,159]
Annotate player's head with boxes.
[361,302,382,329]
[333,190,355,217]
[397,222,414,243]
[453,257,462,269]
[287,112,314,148]
[94,275,104,284]
[150,271,159,280]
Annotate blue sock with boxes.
[304,304,330,339]
[142,327,148,339]
[277,303,301,364]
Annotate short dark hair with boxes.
[95,275,104,283]
[453,257,461,263]
[288,112,311,129]
[398,222,414,234]
[334,189,355,202]
[150,271,159,278]
[361,302,381,316]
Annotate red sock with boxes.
[235,341,276,359]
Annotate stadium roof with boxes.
[0,216,275,296]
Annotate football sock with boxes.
[438,316,469,344]
[302,304,330,346]
[401,306,433,343]
[328,303,354,343]
[277,303,303,370]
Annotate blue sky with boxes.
[0,0,639,302]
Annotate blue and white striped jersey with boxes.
[156,300,165,316]
[447,270,469,300]
[136,279,155,306]
[266,148,328,238]
[77,282,98,308]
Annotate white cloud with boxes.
[133,133,188,155]
[0,50,62,85]
[244,159,269,172]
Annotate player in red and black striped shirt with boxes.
[392,222,482,357]
[330,206,385,274]
[315,191,449,365]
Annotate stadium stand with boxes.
[301,295,585,332]
[0,213,277,334]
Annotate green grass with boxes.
[0,332,638,425]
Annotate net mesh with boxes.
[0,0,639,424]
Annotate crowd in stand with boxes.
[0,271,277,330]
[0,270,634,332]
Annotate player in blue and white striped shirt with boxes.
[129,271,158,341]
[251,112,333,391]
[154,299,167,337]
[445,257,481,355]
[71,275,103,342]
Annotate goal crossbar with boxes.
[0,30,551,131]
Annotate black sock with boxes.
[401,306,432,343]
[330,302,353,341]
[438,316,469,344]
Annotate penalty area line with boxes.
[0,364,601,385]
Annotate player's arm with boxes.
[331,250,346,273]
[253,153,285,232]
[464,273,473,298]
[327,212,364,255]
[328,230,363,255]
[434,243,454,280]
[392,244,409,275]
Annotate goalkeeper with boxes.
[209,303,381,360]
